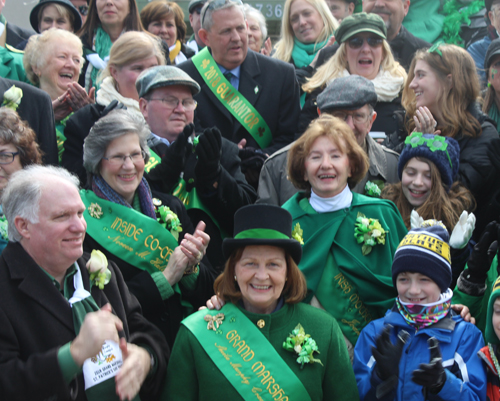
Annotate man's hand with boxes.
[70,303,123,366]
[115,338,151,401]
[195,127,222,182]
[372,325,409,381]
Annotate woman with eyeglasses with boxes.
[140,1,195,65]
[300,12,406,137]
[273,0,337,103]
[62,31,164,186]
[0,108,42,254]
[81,109,217,346]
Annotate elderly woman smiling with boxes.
[23,29,94,162]
[81,109,217,346]
[164,204,359,401]
[282,114,407,358]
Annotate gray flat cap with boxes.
[188,0,207,13]
[136,66,201,98]
[317,75,377,112]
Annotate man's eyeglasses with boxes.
[346,36,384,50]
[0,151,19,165]
[201,0,243,26]
[102,151,146,166]
[332,111,370,124]
[149,97,198,111]
[78,5,89,16]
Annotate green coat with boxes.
[163,302,359,401]
[0,45,28,83]
[282,192,408,345]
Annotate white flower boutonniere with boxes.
[86,250,111,290]
[2,85,23,111]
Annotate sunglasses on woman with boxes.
[347,36,384,49]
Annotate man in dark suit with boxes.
[0,1,35,48]
[177,0,300,157]
[0,77,58,165]
[0,165,168,401]
[137,65,256,271]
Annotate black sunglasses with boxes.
[201,0,243,26]
[347,36,384,49]
[78,5,89,16]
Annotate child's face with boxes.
[396,272,441,304]
[493,299,500,340]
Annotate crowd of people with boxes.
[1,0,500,400]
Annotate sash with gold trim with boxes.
[183,303,312,401]
[80,189,193,312]
[192,47,272,149]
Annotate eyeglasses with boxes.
[102,151,146,165]
[201,0,243,26]
[0,151,19,165]
[332,111,370,124]
[149,97,198,111]
[78,5,89,16]
[346,36,384,49]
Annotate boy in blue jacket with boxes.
[353,221,487,401]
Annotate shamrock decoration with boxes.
[86,250,111,290]
[354,212,388,256]
[283,323,323,369]
[156,204,183,240]
[2,85,23,111]
[364,181,382,198]
[292,223,304,245]
[405,132,425,148]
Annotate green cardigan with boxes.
[163,302,359,401]
[282,192,408,345]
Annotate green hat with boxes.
[136,65,201,98]
[335,12,387,44]
[485,274,500,344]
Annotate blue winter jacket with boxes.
[353,305,487,401]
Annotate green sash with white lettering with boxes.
[183,303,312,401]
[80,189,193,313]
[144,148,161,174]
[192,47,272,149]
[171,178,228,238]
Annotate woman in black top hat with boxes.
[164,204,359,401]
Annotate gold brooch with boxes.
[88,203,103,219]
[205,313,225,331]
[257,319,265,328]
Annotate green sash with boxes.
[80,189,192,313]
[192,48,272,149]
[144,148,161,174]
[183,303,311,401]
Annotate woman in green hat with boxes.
[164,203,359,401]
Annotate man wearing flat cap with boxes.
[257,75,399,206]
[186,0,207,54]
[137,65,256,272]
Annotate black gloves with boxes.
[371,325,410,399]
[465,221,499,284]
[148,124,192,192]
[411,337,446,395]
[195,127,222,183]
[239,146,268,189]
[90,99,126,120]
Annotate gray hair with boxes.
[2,165,80,242]
[201,0,246,31]
[243,4,267,41]
[83,110,151,182]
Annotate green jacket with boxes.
[163,302,359,401]
[282,192,408,345]
[0,45,28,83]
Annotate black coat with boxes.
[5,22,34,48]
[0,77,57,165]
[146,136,256,271]
[177,49,300,155]
[83,189,218,347]
[0,242,169,401]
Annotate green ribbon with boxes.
[234,228,290,240]
[182,303,312,401]
[55,114,72,164]
[80,189,193,314]
[191,47,272,149]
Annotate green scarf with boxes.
[291,37,330,69]
[91,26,113,90]
[489,101,500,132]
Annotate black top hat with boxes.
[222,204,302,264]
[30,0,82,34]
